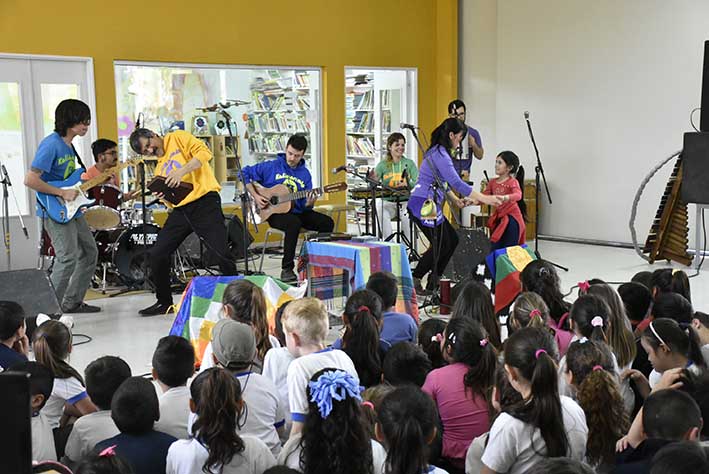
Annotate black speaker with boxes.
[682,132,709,205]
[443,228,491,281]
[227,214,253,259]
[0,269,61,317]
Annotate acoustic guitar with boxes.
[250,181,347,224]
[36,158,143,223]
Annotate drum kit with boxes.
[80,184,162,292]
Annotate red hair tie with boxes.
[357,306,370,313]
[529,309,542,319]
[578,281,591,292]
[592,365,603,372]
[362,401,375,410]
[535,349,547,359]
[99,445,117,457]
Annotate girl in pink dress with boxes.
[482,151,527,251]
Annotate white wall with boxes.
[461,0,709,244]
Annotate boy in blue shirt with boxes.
[366,271,418,347]
[24,99,99,313]
[242,135,333,283]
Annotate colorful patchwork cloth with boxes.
[298,240,419,321]
[486,244,537,314]
[169,275,307,366]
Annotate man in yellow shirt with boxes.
[129,128,236,316]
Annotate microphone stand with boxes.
[0,162,29,270]
[220,104,259,275]
[345,167,384,237]
[524,114,568,272]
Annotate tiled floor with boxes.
[66,240,709,376]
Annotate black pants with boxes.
[268,210,334,270]
[411,215,459,281]
[491,217,520,252]
[151,192,236,304]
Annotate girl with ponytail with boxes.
[203,279,276,372]
[166,367,276,473]
[564,339,629,471]
[481,151,527,251]
[521,260,572,332]
[481,327,588,474]
[625,318,707,399]
[33,320,97,429]
[377,385,447,474]
[336,289,385,388]
[650,268,691,303]
[422,318,497,470]
[278,368,386,474]
[510,292,573,356]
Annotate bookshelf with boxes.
[246,70,319,184]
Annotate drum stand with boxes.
[384,191,420,260]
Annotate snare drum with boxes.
[84,184,122,231]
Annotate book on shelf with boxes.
[295,72,311,88]
[353,89,373,110]
[345,135,375,157]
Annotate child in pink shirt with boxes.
[422,317,497,470]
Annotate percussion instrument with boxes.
[349,187,409,200]
[83,184,122,230]
[112,224,160,283]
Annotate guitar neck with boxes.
[79,160,140,192]
[281,186,323,202]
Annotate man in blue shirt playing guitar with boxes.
[24,99,100,313]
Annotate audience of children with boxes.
[152,336,195,440]
[14,256,709,474]
[166,367,276,473]
[65,356,131,464]
[211,318,286,455]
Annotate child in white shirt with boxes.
[166,367,276,474]
[152,336,195,439]
[281,298,359,436]
[65,356,131,463]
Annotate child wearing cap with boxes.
[282,298,359,437]
[211,318,286,456]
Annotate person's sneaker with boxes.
[62,302,101,313]
[139,302,173,317]
[280,268,298,284]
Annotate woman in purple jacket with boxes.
[407,118,501,295]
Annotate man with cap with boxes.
[211,319,286,455]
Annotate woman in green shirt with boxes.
[374,132,418,240]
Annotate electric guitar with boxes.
[37,158,143,223]
[250,181,347,224]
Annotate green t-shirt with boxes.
[374,156,418,201]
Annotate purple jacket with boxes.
[407,145,473,226]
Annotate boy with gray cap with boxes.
[211,318,286,455]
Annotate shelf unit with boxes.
[246,70,318,182]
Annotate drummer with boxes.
[373,132,418,240]
[82,139,138,201]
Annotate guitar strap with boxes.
[71,144,87,171]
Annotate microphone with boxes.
[1,164,11,186]
[225,99,251,106]
[199,100,252,112]
[483,170,490,183]
[331,164,349,174]
[400,122,419,130]
[524,111,530,120]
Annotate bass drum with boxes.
[112,224,160,284]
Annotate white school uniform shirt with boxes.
[262,346,295,436]
[201,335,281,373]
[166,435,276,474]
[42,375,88,429]
[481,396,588,474]
[154,385,192,439]
[649,362,702,388]
[278,432,386,473]
[465,432,488,474]
[286,348,358,423]
[64,409,120,462]
[235,371,286,456]
[31,411,57,463]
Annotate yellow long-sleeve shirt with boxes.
[155,131,221,207]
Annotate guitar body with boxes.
[249,181,348,225]
[251,183,293,224]
[37,169,95,223]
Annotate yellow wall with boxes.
[0,0,457,222]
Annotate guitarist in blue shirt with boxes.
[242,134,333,283]
[24,99,100,313]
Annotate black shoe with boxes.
[62,302,101,313]
[280,268,298,284]
[139,302,173,317]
